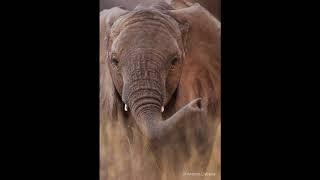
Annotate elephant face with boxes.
[107,9,185,113]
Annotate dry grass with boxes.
[100,115,221,180]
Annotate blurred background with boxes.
[100,0,220,20]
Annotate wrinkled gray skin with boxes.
[100,0,220,20]
[100,2,220,180]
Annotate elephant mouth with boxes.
[122,86,178,118]
[160,88,178,118]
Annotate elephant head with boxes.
[100,2,220,144]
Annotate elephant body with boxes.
[100,1,220,180]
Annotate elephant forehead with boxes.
[115,28,178,49]
[111,9,181,41]
[110,10,183,57]
[111,27,180,58]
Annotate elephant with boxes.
[100,0,221,20]
[100,1,220,180]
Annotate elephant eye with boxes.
[111,57,119,68]
[170,57,178,69]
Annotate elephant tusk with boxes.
[161,106,164,113]
[125,104,128,111]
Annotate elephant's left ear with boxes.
[169,3,221,113]
[169,3,220,56]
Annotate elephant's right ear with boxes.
[100,7,127,121]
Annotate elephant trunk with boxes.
[130,94,186,142]
[122,73,167,141]
[122,63,184,142]
[134,107,190,142]
[124,84,192,142]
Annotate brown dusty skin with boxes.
[100,1,220,180]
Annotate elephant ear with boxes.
[169,3,221,116]
[100,7,128,121]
